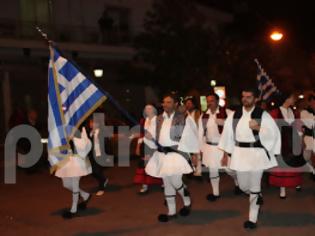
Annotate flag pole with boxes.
[254,58,263,101]
[254,58,263,72]
[36,26,138,126]
[35,26,52,46]
[36,27,165,153]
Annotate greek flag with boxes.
[255,58,279,101]
[48,47,106,170]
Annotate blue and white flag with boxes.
[255,58,279,102]
[48,47,106,170]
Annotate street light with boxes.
[210,80,216,87]
[94,69,103,78]
[270,31,284,41]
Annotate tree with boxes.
[134,0,315,103]
[134,0,219,95]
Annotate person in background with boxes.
[300,94,315,181]
[184,96,202,178]
[199,92,240,202]
[133,104,162,194]
[98,7,114,43]
[87,113,109,196]
[268,92,304,199]
[9,106,26,129]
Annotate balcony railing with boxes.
[0,18,132,45]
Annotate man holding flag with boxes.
[48,46,106,219]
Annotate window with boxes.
[19,0,51,37]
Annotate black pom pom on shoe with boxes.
[78,194,92,210]
[243,220,257,229]
[179,205,191,217]
[206,194,220,202]
[158,214,177,222]
[62,210,78,219]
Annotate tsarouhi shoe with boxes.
[243,220,257,229]
[206,194,220,202]
[158,214,177,222]
[78,194,92,210]
[179,205,191,217]
[62,210,78,219]
[96,190,105,196]
[138,185,149,195]
[280,195,287,200]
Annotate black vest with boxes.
[232,106,264,140]
[232,106,272,160]
[201,106,227,136]
[156,112,187,143]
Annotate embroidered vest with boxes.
[201,106,227,136]
[156,112,187,143]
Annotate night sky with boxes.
[198,0,315,51]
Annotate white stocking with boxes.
[163,176,176,215]
[209,168,220,196]
[172,175,191,207]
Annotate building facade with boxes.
[0,0,233,142]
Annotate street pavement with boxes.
[0,159,315,236]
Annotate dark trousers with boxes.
[89,155,107,190]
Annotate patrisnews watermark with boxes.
[3,114,315,184]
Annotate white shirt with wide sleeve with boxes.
[145,112,198,177]
[218,107,280,171]
[198,108,232,168]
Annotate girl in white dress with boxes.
[54,126,92,219]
